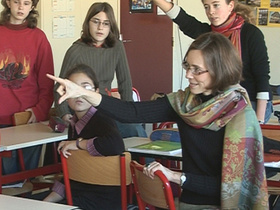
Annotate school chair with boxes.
[6,109,59,193]
[149,126,181,168]
[130,160,176,210]
[61,150,132,210]
[1,111,33,195]
[106,87,141,102]
[262,123,280,209]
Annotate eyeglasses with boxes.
[182,61,209,76]
[90,18,110,28]
[81,84,95,91]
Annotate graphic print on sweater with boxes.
[0,49,29,89]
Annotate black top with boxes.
[98,95,225,205]
[68,110,124,210]
[69,110,124,156]
[173,8,272,101]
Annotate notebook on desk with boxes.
[128,140,182,155]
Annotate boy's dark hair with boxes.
[81,2,119,48]
[0,0,39,28]
[65,64,99,89]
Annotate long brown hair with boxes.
[81,2,119,48]
[202,0,256,24]
[232,0,256,24]
[184,32,243,94]
[0,0,39,28]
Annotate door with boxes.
[120,0,173,101]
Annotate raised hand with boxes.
[47,74,84,104]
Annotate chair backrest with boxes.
[261,124,280,141]
[61,151,131,210]
[12,111,31,126]
[130,160,176,210]
[132,87,141,102]
[153,121,177,131]
[12,108,57,126]
[149,128,180,142]
[106,87,141,102]
[48,107,57,119]
[261,124,280,203]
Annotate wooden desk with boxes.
[0,194,76,210]
[0,122,67,193]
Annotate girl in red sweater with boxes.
[0,0,54,175]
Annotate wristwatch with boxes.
[76,137,84,150]
[180,172,186,187]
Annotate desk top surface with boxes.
[123,137,182,157]
[0,121,67,151]
[0,194,76,210]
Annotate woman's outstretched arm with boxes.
[47,74,102,107]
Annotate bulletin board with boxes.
[239,0,280,27]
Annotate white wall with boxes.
[260,27,280,85]
[171,1,209,92]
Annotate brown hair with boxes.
[65,64,99,89]
[81,2,119,48]
[184,32,243,94]
[232,0,256,24]
[202,0,256,24]
[0,0,39,28]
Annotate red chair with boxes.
[153,121,176,130]
[151,122,181,170]
[130,160,176,210]
[262,123,280,209]
[60,150,132,210]
[106,87,141,102]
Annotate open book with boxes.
[128,140,182,155]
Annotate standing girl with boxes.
[55,2,146,138]
[0,0,54,174]
[153,0,272,124]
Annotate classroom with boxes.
[1,0,280,209]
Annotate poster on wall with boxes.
[239,0,280,26]
[129,0,153,13]
[238,0,261,6]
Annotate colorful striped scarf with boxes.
[167,85,268,209]
[211,12,244,56]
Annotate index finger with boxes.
[46,74,65,85]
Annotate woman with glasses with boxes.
[48,32,268,209]
[44,64,124,210]
[54,2,147,138]
[153,0,272,125]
